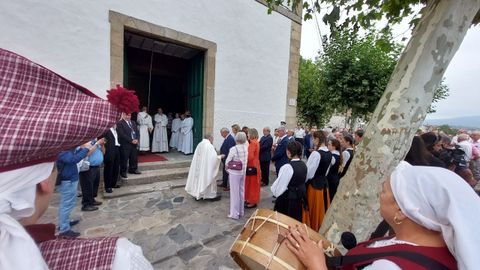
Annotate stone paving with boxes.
[39,174,276,269]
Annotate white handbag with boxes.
[78,159,90,172]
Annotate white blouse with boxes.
[270,159,305,197]
[306,146,336,181]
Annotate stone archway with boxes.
[109,10,216,137]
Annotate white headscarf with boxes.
[391,161,480,270]
[0,162,54,270]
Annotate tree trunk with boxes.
[320,0,480,250]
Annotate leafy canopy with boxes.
[266,0,427,31]
[320,30,401,120]
[296,30,449,125]
[297,57,333,126]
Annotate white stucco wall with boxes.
[0,0,292,147]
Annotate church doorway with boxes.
[123,31,205,147]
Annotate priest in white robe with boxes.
[169,113,181,149]
[152,108,169,153]
[137,107,153,152]
[176,114,185,152]
[179,111,194,154]
[185,134,222,200]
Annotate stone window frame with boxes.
[109,10,217,137]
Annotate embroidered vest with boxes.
[340,237,457,270]
[327,152,341,183]
[310,149,332,189]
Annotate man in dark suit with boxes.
[259,127,273,186]
[117,113,141,178]
[304,127,315,159]
[271,126,289,174]
[218,127,236,190]
[103,125,121,193]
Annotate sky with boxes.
[300,12,480,120]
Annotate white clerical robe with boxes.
[179,117,194,154]
[169,118,181,149]
[185,139,221,199]
[137,112,153,151]
[152,113,168,152]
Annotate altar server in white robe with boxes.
[137,106,153,152]
[169,113,181,149]
[152,108,169,153]
[185,134,222,200]
[179,111,194,154]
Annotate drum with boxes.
[230,209,340,270]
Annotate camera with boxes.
[439,145,468,168]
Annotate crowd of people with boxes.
[184,121,480,269]
[137,107,194,155]
[2,46,480,270]
[184,122,362,226]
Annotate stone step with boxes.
[103,178,187,199]
[138,160,191,171]
[123,167,190,186]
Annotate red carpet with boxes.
[137,154,168,163]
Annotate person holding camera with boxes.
[78,138,105,212]
[56,142,91,237]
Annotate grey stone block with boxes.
[167,224,192,244]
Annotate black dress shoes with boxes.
[92,200,103,206]
[81,205,98,212]
[131,170,142,174]
[105,188,113,193]
[113,185,121,188]
[120,173,128,178]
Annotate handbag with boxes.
[78,159,90,172]
[227,146,243,171]
[246,167,257,175]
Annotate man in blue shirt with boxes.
[57,143,91,237]
[78,138,106,212]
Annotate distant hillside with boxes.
[425,116,480,129]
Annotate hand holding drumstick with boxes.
[284,224,328,270]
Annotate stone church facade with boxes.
[1,0,301,147]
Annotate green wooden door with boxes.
[187,53,204,148]
[123,45,129,87]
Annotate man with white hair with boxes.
[271,126,290,174]
[185,134,222,201]
[0,48,152,269]
[218,127,236,190]
[457,133,473,163]
[259,127,273,186]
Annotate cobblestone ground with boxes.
[39,180,275,269]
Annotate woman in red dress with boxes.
[245,128,261,208]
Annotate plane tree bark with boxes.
[319,0,480,247]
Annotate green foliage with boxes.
[437,124,457,136]
[297,57,334,126]
[428,79,450,114]
[318,30,400,121]
[265,0,426,33]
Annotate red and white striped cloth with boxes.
[0,48,121,172]
[39,237,118,270]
